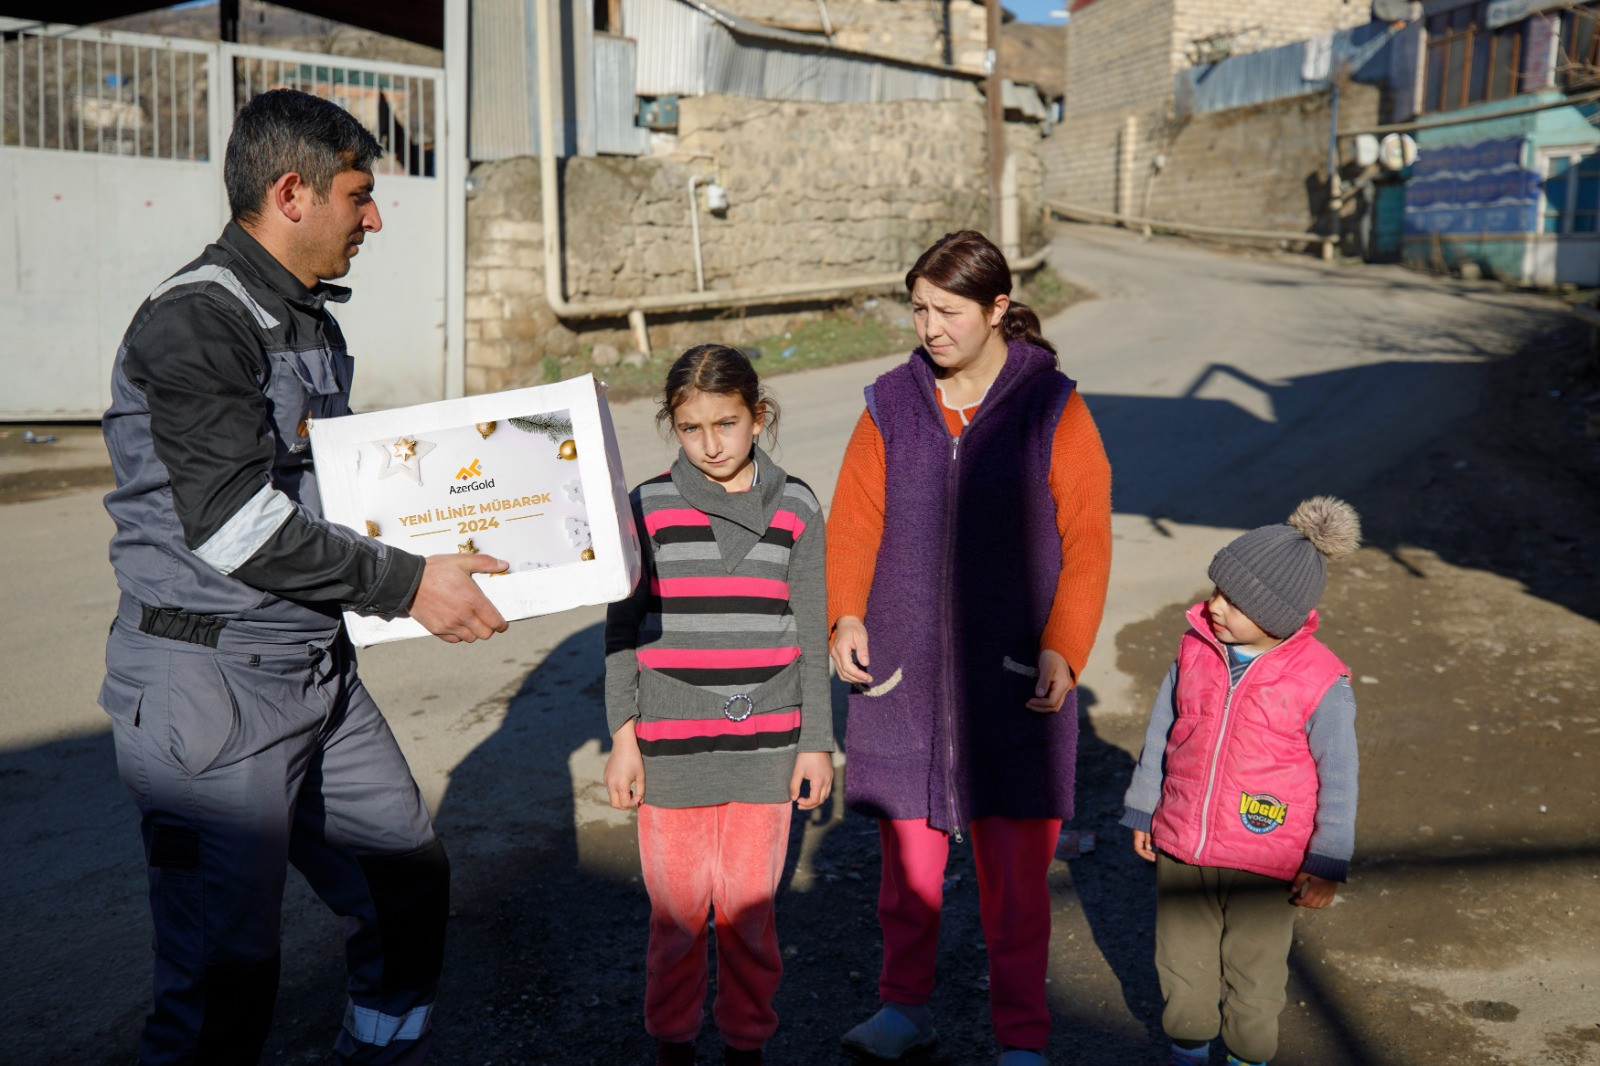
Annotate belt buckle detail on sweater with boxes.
[723,693,754,722]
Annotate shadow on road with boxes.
[1086,333,1599,623]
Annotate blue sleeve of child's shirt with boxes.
[1120,661,1179,832]
[1302,676,1359,882]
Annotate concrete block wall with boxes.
[1148,81,1384,238]
[464,96,1047,394]
[1055,0,1175,211]
[1054,0,1377,213]
[720,0,990,72]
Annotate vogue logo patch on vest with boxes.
[451,457,495,495]
[1239,792,1287,834]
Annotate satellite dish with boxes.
[1379,132,1419,171]
[1354,134,1381,168]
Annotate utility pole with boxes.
[986,0,1004,241]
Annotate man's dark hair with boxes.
[224,88,383,224]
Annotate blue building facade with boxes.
[1399,2,1600,285]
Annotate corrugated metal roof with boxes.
[624,0,977,104]
[1177,21,1395,115]
[595,33,651,154]
[469,0,534,162]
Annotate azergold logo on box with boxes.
[456,458,483,480]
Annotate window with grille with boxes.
[1423,2,1527,113]
[1558,3,1600,88]
[1540,151,1600,235]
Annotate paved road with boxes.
[0,224,1568,1060]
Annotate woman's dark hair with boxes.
[655,343,780,445]
[905,230,1056,356]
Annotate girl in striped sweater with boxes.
[603,344,835,1066]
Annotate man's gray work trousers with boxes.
[100,611,449,1065]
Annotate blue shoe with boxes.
[998,1050,1047,1065]
[1224,1055,1265,1066]
[840,1005,938,1060]
[1171,1042,1209,1066]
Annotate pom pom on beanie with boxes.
[1207,496,1362,638]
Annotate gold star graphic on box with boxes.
[458,538,480,555]
[374,435,435,485]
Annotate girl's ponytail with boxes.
[1000,301,1055,356]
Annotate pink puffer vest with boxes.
[1150,604,1349,882]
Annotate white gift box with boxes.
[308,374,642,646]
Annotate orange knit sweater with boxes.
[826,388,1113,685]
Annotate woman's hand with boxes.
[1131,829,1156,862]
[790,751,835,811]
[830,616,874,686]
[1026,648,1072,712]
[604,719,645,809]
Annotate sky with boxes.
[1005,0,1069,24]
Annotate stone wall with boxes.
[718,0,989,72]
[464,95,1048,394]
[1149,82,1384,238]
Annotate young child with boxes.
[604,344,835,1066]
[1122,497,1361,1066]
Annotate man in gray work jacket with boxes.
[98,89,508,1065]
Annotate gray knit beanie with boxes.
[1207,496,1362,638]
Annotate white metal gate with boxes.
[0,22,448,420]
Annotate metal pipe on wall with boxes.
[1325,81,1341,262]
[688,172,715,292]
[815,0,834,36]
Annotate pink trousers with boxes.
[877,816,1062,1050]
[637,801,793,1050]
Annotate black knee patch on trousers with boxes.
[149,823,200,868]
[359,838,450,990]
[196,953,280,1061]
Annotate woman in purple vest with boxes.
[827,231,1113,1066]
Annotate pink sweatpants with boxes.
[637,801,793,1050]
[877,816,1062,1050]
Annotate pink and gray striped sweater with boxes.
[604,447,833,807]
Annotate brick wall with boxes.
[1056,0,1175,211]
[1055,0,1378,213]
[464,96,1047,394]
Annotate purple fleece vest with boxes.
[843,340,1079,832]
